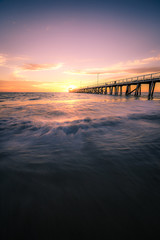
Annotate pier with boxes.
[69,72,160,100]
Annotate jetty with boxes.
[69,72,160,100]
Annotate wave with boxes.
[128,112,160,122]
[29,97,42,101]
[1,110,160,137]
[0,116,123,137]
[49,110,66,116]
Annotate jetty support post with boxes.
[125,85,131,96]
[102,87,104,94]
[101,87,103,94]
[120,86,122,96]
[148,81,156,100]
[109,86,113,95]
[135,83,141,97]
[105,86,107,94]
[115,85,119,95]
[96,87,99,94]
[139,84,141,96]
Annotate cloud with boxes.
[0,80,48,92]
[126,55,160,67]
[65,68,124,75]
[0,54,7,66]
[21,63,63,71]
[11,56,30,61]
[0,53,31,70]
[65,54,160,75]
[66,66,160,77]
[125,66,160,74]
[10,70,26,81]
[0,80,62,92]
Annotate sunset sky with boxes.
[0,0,160,92]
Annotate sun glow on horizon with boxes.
[0,0,160,92]
[67,85,77,92]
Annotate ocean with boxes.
[0,92,160,239]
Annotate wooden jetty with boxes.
[69,72,160,100]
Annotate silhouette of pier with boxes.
[69,72,160,100]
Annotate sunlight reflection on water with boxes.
[0,92,160,239]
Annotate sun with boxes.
[67,85,77,92]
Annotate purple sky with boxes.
[0,0,160,91]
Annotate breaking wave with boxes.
[0,92,160,239]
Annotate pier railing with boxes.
[70,71,160,100]
[79,72,160,89]
[107,72,160,86]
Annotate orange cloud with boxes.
[0,80,42,92]
[0,80,64,92]
[0,80,55,92]
[125,66,160,74]
[85,66,160,75]
[21,63,63,71]
[65,54,160,75]
[126,55,160,66]
[66,68,125,75]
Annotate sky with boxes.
[0,0,160,92]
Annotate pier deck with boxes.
[69,72,160,99]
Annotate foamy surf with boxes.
[0,92,160,239]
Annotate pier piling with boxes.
[69,72,160,100]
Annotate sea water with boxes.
[0,92,160,239]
